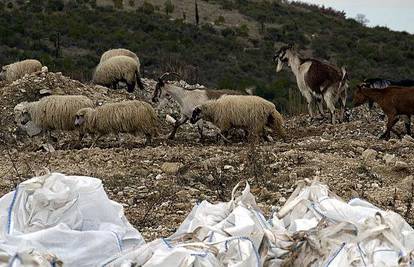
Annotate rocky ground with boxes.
[1,70,414,240]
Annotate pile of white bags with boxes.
[109,180,414,267]
[0,173,144,266]
[270,179,414,266]
[1,173,414,266]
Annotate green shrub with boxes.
[214,15,225,25]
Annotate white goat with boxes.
[274,44,348,124]
[152,73,246,140]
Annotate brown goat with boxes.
[353,85,414,139]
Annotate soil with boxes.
[1,70,414,241]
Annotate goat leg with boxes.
[316,99,324,118]
[216,130,230,143]
[90,134,103,148]
[168,117,188,140]
[380,115,398,140]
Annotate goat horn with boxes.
[158,72,181,81]
[158,72,171,81]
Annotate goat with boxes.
[152,73,247,140]
[353,85,414,139]
[360,78,414,108]
[274,44,348,124]
[360,78,414,134]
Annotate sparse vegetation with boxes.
[0,1,413,114]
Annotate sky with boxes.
[296,0,414,33]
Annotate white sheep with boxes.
[190,95,286,142]
[93,55,144,92]
[74,100,159,145]
[100,48,140,65]
[14,95,94,140]
[152,72,249,140]
[0,59,42,82]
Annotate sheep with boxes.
[93,55,144,92]
[190,95,286,142]
[0,59,42,82]
[14,95,94,140]
[99,48,140,64]
[353,85,414,139]
[74,100,159,145]
[152,72,250,140]
[274,44,348,124]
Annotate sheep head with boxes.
[14,102,31,125]
[190,106,203,124]
[75,108,93,127]
[274,43,294,72]
[152,72,180,103]
[0,69,5,80]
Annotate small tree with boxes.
[355,13,369,26]
[195,0,199,26]
[164,0,174,15]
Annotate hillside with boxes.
[0,0,414,113]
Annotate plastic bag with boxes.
[0,173,144,267]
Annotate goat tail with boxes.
[268,109,287,141]
[341,66,347,81]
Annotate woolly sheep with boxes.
[0,59,42,82]
[100,48,140,64]
[190,95,286,142]
[93,55,144,92]
[14,95,94,139]
[74,100,159,145]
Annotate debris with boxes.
[394,161,409,171]
[383,153,396,165]
[161,162,182,174]
[362,148,377,160]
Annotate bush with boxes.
[214,15,225,25]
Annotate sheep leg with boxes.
[144,133,152,145]
[380,115,398,140]
[168,116,188,140]
[262,130,271,142]
[136,74,145,90]
[116,133,122,147]
[127,81,135,93]
[196,120,204,141]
